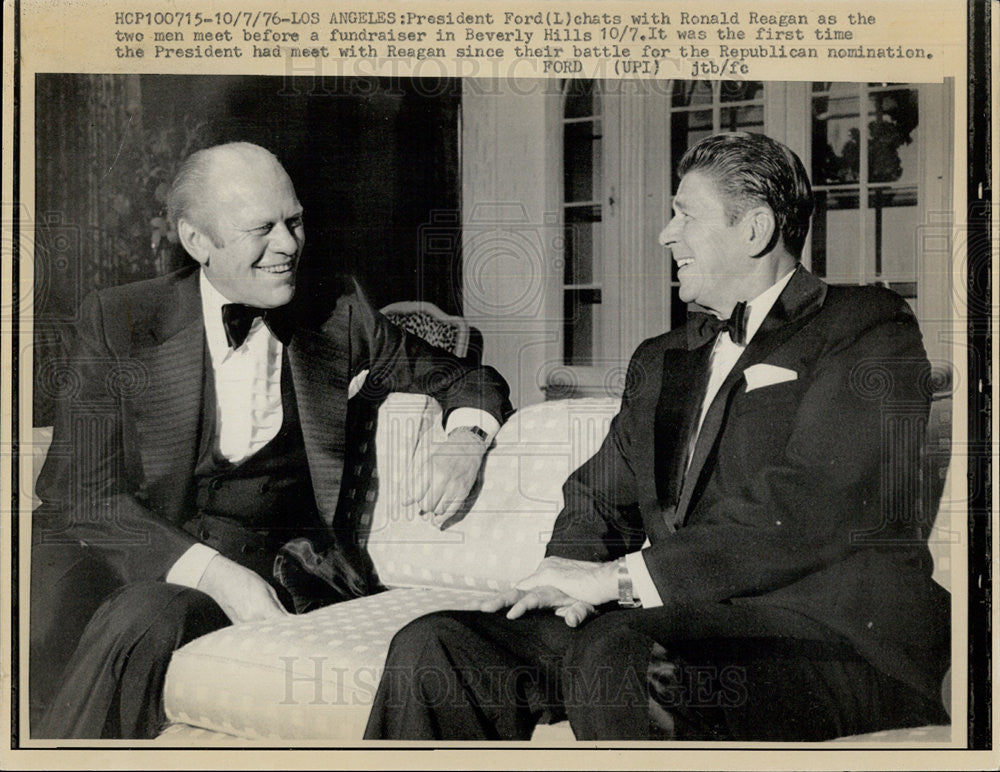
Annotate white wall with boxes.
[461,78,561,408]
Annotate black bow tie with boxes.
[221,303,294,348]
[686,301,748,349]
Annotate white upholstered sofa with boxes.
[146,393,955,745]
[31,392,955,744]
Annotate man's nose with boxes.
[658,219,678,247]
[269,221,301,255]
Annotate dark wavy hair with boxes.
[678,132,814,258]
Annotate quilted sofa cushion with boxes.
[362,395,621,591]
[164,587,487,740]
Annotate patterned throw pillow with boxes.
[383,311,459,354]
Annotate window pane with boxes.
[563,205,602,285]
[869,186,918,282]
[812,93,861,184]
[808,81,924,309]
[671,109,712,189]
[867,89,919,184]
[564,120,601,202]
[720,80,763,102]
[811,189,861,283]
[672,79,714,107]
[721,105,764,134]
[564,288,602,366]
[564,78,597,118]
[827,82,858,99]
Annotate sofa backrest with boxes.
[362,394,620,591]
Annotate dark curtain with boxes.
[33,74,151,425]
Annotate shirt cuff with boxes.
[625,550,664,608]
[444,408,500,444]
[165,543,220,589]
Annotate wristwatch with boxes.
[617,557,641,608]
[448,425,490,443]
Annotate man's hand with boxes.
[515,556,619,606]
[197,554,289,624]
[480,585,598,627]
[403,427,489,528]
[479,557,619,627]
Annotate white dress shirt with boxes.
[167,270,499,588]
[624,268,797,607]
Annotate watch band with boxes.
[617,556,641,608]
[449,425,489,443]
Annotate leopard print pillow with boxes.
[383,311,459,354]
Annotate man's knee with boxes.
[384,610,475,669]
[562,613,652,714]
[31,544,119,649]
[393,609,478,645]
[377,611,476,707]
[563,612,650,674]
[88,582,229,654]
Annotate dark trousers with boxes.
[35,581,229,739]
[30,543,230,739]
[364,603,949,741]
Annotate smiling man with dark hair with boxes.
[365,132,950,741]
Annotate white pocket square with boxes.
[743,363,798,392]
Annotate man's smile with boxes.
[255,260,294,275]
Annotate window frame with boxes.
[541,78,951,399]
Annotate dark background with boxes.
[33,73,463,424]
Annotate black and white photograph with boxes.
[2,0,993,767]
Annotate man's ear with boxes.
[741,206,777,258]
[177,218,211,266]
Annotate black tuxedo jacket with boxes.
[35,264,511,585]
[546,267,949,698]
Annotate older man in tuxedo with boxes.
[31,142,512,738]
[364,132,950,741]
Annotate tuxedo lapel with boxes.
[129,269,206,520]
[654,342,714,509]
[674,268,827,525]
[288,323,352,525]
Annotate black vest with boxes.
[182,351,331,579]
